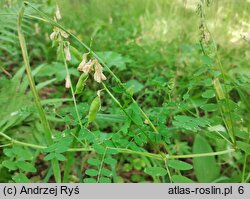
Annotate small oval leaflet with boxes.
[144,167,167,177]
[167,159,193,171]
[172,175,193,183]
[202,89,215,98]
[16,161,37,173]
[84,178,97,183]
[85,169,99,177]
[87,158,101,166]
[93,144,106,155]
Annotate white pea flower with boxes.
[55,4,62,20]
[65,74,71,88]
[77,53,94,73]
[81,59,95,74]
[50,31,57,40]
[77,53,88,69]
[64,42,71,61]
[49,26,68,41]
[94,59,106,83]
[59,29,69,38]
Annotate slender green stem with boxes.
[17,5,61,182]
[241,154,248,182]
[245,172,250,183]
[102,83,122,108]
[62,54,84,182]
[0,143,12,148]
[63,56,83,129]
[131,98,158,134]
[164,160,172,183]
[0,132,46,149]
[107,147,163,160]
[199,1,236,145]
[97,147,107,183]
[166,148,235,159]
[207,125,233,146]
[0,131,235,162]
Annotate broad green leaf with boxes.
[41,98,73,105]
[85,169,98,177]
[172,175,193,183]
[16,161,36,173]
[167,160,193,171]
[12,173,30,183]
[126,79,144,94]
[173,115,210,132]
[2,160,17,171]
[88,158,101,166]
[97,51,127,70]
[200,103,217,112]
[202,90,215,98]
[236,141,250,154]
[96,114,126,122]
[235,130,249,140]
[193,135,220,182]
[36,62,78,81]
[36,78,56,90]
[144,167,167,177]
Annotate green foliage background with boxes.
[0,0,249,183]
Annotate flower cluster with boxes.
[77,53,106,83]
[49,4,72,88]
[49,4,71,62]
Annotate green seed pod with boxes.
[75,73,88,94]
[88,96,101,123]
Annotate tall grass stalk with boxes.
[17,6,61,183]
[198,0,236,146]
